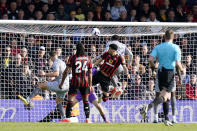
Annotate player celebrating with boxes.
[104,35,133,97]
[19,51,69,121]
[140,30,183,126]
[59,43,92,123]
[93,44,129,102]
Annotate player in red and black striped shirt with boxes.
[59,43,92,123]
[93,44,129,102]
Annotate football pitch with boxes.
[0,123,197,131]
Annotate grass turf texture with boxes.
[0,123,197,131]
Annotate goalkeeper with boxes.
[103,35,133,96]
[19,51,69,121]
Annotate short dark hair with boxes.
[111,35,120,41]
[49,50,56,57]
[76,43,85,56]
[109,44,118,50]
[164,29,174,40]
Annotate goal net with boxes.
[0,20,197,123]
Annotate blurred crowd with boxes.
[0,0,197,22]
[0,31,197,100]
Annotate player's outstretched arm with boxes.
[125,47,133,65]
[59,67,71,89]
[121,57,130,78]
[40,70,59,77]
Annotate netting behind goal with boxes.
[0,20,197,123]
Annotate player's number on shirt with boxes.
[75,61,88,73]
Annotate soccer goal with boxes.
[0,20,196,123]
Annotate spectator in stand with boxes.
[118,10,129,21]
[63,0,77,15]
[130,38,141,55]
[86,10,94,21]
[20,47,33,67]
[25,3,35,19]
[175,5,187,22]
[94,4,103,21]
[192,4,197,22]
[17,9,25,20]
[8,1,18,20]
[75,6,85,21]
[103,10,112,21]
[133,55,146,75]
[0,46,15,98]
[184,54,197,75]
[130,74,146,100]
[139,2,150,19]
[139,15,147,22]
[185,74,197,100]
[34,46,47,77]
[140,45,149,68]
[186,13,194,22]
[111,0,127,21]
[27,35,37,58]
[55,4,68,20]
[45,39,55,53]
[33,0,43,11]
[15,64,35,99]
[48,0,57,13]
[0,0,8,15]
[35,10,43,20]
[128,9,137,22]
[10,38,20,57]
[147,11,159,22]
[127,0,141,13]
[46,13,55,20]
[143,79,155,100]
[167,10,176,22]
[179,37,193,57]
[69,10,78,21]
[158,7,167,22]
[42,3,49,20]
[2,13,8,19]
[129,65,139,85]
[80,0,96,15]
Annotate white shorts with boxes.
[115,65,124,75]
[48,81,69,99]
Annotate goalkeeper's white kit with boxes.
[104,40,133,90]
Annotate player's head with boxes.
[108,44,118,55]
[111,35,120,41]
[76,43,85,56]
[49,50,57,61]
[55,46,62,57]
[164,29,174,41]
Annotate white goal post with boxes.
[0,20,196,123]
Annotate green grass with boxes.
[0,123,197,131]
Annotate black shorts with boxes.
[158,67,175,92]
[93,71,111,92]
[68,86,90,96]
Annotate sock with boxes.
[102,94,108,102]
[148,96,164,111]
[101,114,107,122]
[27,88,41,101]
[66,101,72,118]
[171,95,176,116]
[111,75,119,88]
[163,101,169,121]
[57,104,65,119]
[84,101,90,119]
[154,104,158,121]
